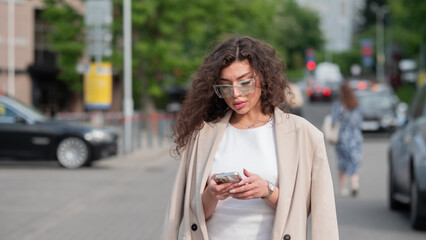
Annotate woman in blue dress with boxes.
[332,82,363,197]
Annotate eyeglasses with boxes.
[213,78,256,98]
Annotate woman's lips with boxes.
[233,101,246,108]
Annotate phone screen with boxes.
[214,172,242,184]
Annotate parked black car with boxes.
[0,95,118,168]
[388,83,426,229]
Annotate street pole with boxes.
[123,0,133,154]
[376,14,386,83]
[7,0,15,97]
[371,3,388,83]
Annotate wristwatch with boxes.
[261,180,275,199]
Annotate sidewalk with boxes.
[99,135,174,169]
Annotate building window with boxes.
[34,10,55,66]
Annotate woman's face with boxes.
[218,60,262,115]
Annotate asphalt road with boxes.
[0,101,425,239]
[305,101,426,239]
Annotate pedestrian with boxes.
[162,36,338,240]
[331,82,363,197]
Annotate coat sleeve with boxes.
[161,144,191,240]
[311,134,339,240]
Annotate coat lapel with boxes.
[195,111,232,236]
[272,108,300,238]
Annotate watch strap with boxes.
[261,181,274,199]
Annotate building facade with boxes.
[0,0,122,115]
[0,0,39,105]
[296,0,365,52]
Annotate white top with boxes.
[207,119,278,240]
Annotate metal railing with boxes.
[55,111,176,155]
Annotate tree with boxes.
[43,0,324,110]
[356,0,426,59]
[388,0,426,57]
[42,0,85,92]
[359,0,387,31]
[273,1,324,70]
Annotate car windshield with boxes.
[358,93,393,110]
[6,97,47,122]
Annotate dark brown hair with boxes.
[340,82,359,110]
[171,36,290,155]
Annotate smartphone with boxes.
[214,172,242,184]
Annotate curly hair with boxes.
[171,36,290,155]
[340,82,359,110]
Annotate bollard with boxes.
[137,114,142,149]
[158,118,164,146]
[131,117,135,152]
[121,122,126,155]
[147,119,153,148]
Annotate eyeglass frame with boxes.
[213,77,257,98]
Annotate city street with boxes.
[1,101,426,240]
[1,0,425,239]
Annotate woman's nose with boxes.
[233,86,242,97]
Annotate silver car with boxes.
[357,87,400,132]
[388,83,426,229]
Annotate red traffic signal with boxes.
[306,60,316,70]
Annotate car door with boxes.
[0,102,28,157]
[396,85,426,193]
[0,103,51,159]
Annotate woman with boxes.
[331,82,363,197]
[163,36,338,240]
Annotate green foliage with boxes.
[355,0,426,59]
[332,50,362,77]
[359,0,388,31]
[41,0,84,92]
[286,69,305,82]
[348,0,426,82]
[390,0,426,41]
[125,0,324,109]
[43,0,324,109]
[396,83,417,104]
[389,0,425,57]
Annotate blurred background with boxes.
[0,0,426,239]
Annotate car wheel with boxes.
[56,137,90,169]
[410,179,426,229]
[388,159,405,210]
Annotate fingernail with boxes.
[229,190,235,193]
[238,182,244,186]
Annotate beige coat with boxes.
[162,108,339,240]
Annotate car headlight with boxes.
[84,130,114,143]
[381,115,395,127]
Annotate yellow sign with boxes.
[84,62,112,109]
[418,71,426,87]
[0,104,5,116]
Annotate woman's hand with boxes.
[229,169,269,200]
[204,175,239,200]
[202,174,239,219]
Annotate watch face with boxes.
[268,182,274,191]
[262,181,274,199]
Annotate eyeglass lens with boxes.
[214,78,255,98]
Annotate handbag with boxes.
[322,114,339,144]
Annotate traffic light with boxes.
[305,48,316,71]
[306,60,316,71]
